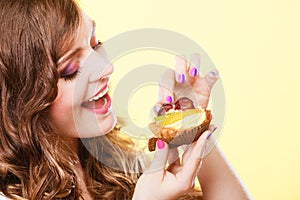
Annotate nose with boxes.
[82,50,114,82]
[89,62,114,83]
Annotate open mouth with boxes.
[81,86,112,114]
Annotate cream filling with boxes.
[163,112,206,129]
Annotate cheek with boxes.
[49,81,78,138]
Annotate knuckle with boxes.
[181,181,193,191]
[188,156,202,166]
[195,157,202,165]
[178,177,194,192]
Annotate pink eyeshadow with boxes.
[60,61,78,77]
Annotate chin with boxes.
[76,110,117,138]
[96,110,117,135]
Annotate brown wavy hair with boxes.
[0,0,202,199]
[0,0,142,199]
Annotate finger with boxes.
[187,53,201,84]
[146,139,169,178]
[167,148,181,173]
[168,147,180,165]
[208,124,218,139]
[178,131,210,183]
[174,55,187,84]
[154,69,175,113]
[204,69,219,90]
[200,125,218,158]
[181,143,196,164]
[181,127,216,164]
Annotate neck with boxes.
[67,137,80,155]
[61,136,81,164]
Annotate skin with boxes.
[133,54,220,199]
[49,12,116,199]
[50,12,116,141]
[133,54,251,199]
[198,143,252,199]
[49,10,250,200]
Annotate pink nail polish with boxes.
[165,96,173,103]
[157,139,165,150]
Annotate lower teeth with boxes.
[102,97,107,107]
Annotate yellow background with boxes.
[78,0,300,199]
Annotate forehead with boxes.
[57,12,94,68]
[79,11,94,36]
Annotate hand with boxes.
[133,54,219,199]
[156,53,219,184]
[155,53,219,110]
[133,131,211,200]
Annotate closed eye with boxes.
[60,60,80,81]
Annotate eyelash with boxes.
[61,61,80,81]
[93,40,102,50]
[62,69,80,81]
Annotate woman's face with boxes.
[50,12,116,138]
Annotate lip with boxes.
[85,83,108,102]
[82,93,112,115]
[94,84,108,98]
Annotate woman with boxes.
[0,0,250,199]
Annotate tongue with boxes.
[82,96,106,109]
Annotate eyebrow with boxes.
[91,20,96,38]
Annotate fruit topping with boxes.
[157,103,173,116]
[174,97,195,110]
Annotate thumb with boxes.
[146,139,169,176]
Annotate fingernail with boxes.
[208,70,219,78]
[207,126,218,139]
[189,67,198,77]
[157,139,165,150]
[165,96,173,103]
[177,73,185,83]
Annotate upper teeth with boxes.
[88,87,109,102]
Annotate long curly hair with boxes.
[0,0,202,199]
[0,0,142,199]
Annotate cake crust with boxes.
[148,110,212,151]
